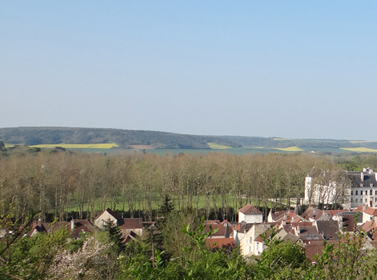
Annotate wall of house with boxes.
[94,212,117,229]
[239,213,263,223]
[239,224,270,257]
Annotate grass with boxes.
[64,193,276,213]
[207,142,231,149]
[340,147,377,153]
[274,146,304,152]
[30,143,119,149]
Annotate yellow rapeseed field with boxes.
[275,146,304,152]
[340,147,377,153]
[30,143,119,149]
[273,138,291,141]
[207,142,231,149]
[349,140,377,144]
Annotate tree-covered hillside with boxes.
[0,127,241,149]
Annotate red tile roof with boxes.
[119,218,143,230]
[364,207,377,216]
[70,219,95,239]
[206,238,235,251]
[239,204,262,215]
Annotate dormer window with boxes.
[361,184,364,187]
[371,184,374,187]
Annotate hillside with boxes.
[220,136,377,150]
[0,127,241,149]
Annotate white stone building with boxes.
[304,167,377,208]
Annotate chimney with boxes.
[71,219,75,230]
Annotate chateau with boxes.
[304,167,377,208]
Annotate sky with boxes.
[1,1,376,140]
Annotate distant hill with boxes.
[0,127,241,149]
[220,136,377,149]
[2,127,377,152]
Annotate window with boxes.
[360,191,363,195]
[250,237,252,243]
[351,198,353,203]
[371,190,373,195]
[375,190,377,195]
[365,198,368,202]
[355,199,358,203]
[356,191,358,195]
[351,191,353,195]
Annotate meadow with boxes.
[30,143,119,149]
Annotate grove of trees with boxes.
[0,147,348,223]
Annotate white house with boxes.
[238,223,271,257]
[94,208,118,229]
[238,204,263,224]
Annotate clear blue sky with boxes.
[1,1,376,140]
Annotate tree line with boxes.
[0,147,346,222]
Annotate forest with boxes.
[0,146,332,223]
[1,145,377,223]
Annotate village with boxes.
[5,166,374,264]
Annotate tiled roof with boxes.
[119,218,143,230]
[70,219,95,238]
[305,240,337,262]
[316,220,339,240]
[298,226,318,235]
[239,204,263,215]
[206,237,235,251]
[348,170,377,187]
[204,220,234,238]
[301,207,325,221]
[361,221,377,233]
[364,207,377,216]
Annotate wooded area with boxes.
[0,127,240,149]
[2,146,377,223]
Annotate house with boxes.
[267,209,308,224]
[204,220,234,239]
[315,220,339,240]
[237,223,271,257]
[238,204,263,223]
[94,208,118,229]
[119,218,144,237]
[27,219,95,239]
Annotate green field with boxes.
[65,193,277,213]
